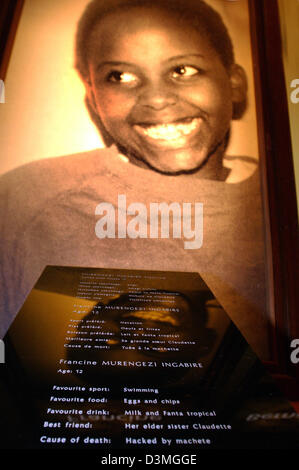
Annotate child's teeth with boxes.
[142,118,199,140]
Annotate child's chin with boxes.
[141,151,207,175]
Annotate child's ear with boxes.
[84,76,98,113]
[230,64,248,119]
[83,76,115,147]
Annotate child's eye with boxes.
[171,66,200,79]
[107,70,139,85]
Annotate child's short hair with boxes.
[75,0,235,79]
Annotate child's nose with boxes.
[137,81,176,110]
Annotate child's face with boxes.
[86,6,235,174]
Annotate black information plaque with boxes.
[0,266,298,452]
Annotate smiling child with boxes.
[77,0,247,179]
[0,0,268,358]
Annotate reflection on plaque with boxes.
[0,266,298,449]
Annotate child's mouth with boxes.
[133,117,202,145]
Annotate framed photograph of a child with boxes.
[0,0,298,400]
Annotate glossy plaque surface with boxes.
[1,266,298,449]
